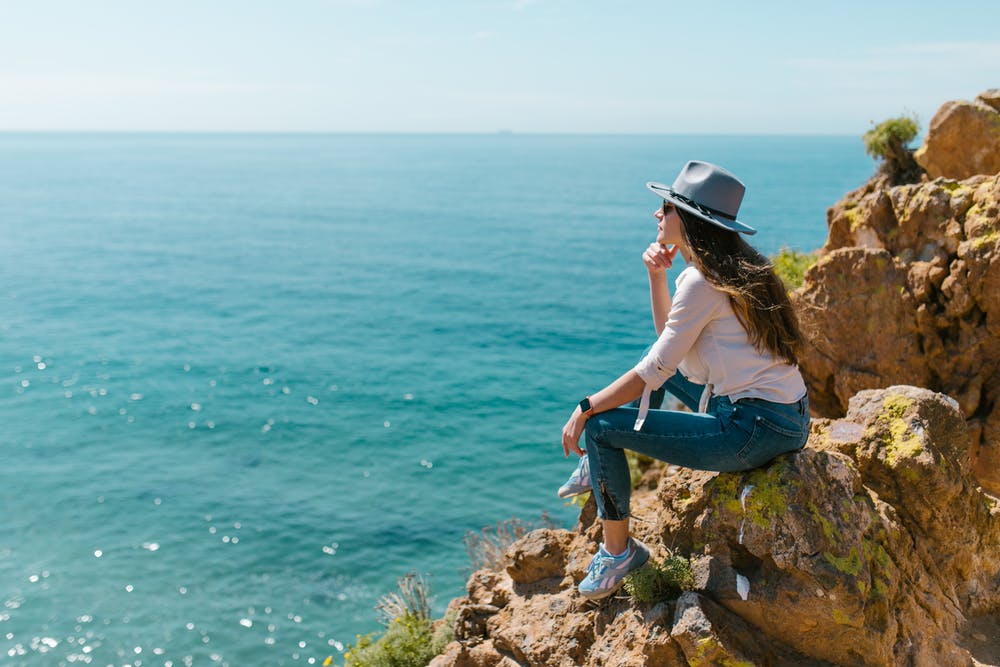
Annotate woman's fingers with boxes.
[643,243,672,272]
[644,243,674,270]
[561,414,586,457]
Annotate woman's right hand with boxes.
[642,243,678,275]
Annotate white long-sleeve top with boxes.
[631,266,806,430]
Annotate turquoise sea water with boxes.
[0,133,871,665]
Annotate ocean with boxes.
[0,133,872,666]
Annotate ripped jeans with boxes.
[585,370,809,520]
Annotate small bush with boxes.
[771,248,817,291]
[342,573,451,667]
[863,114,923,184]
[463,514,558,571]
[344,614,436,667]
[624,552,695,604]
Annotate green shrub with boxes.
[342,574,453,667]
[863,115,918,161]
[771,247,817,291]
[862,114,923,184]
[623,552,695,604]
[344,614,437,667]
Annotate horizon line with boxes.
[0,129,866,138]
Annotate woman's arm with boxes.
[561,370,646,456]
[643,243,677,336]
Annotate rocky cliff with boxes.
[433,387,1000,666]
[795,90,1000,496]
[431,91,1000,667]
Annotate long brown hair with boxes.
[676,207,802,365]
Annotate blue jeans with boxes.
[585,371,809,520]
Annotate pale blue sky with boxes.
[2,0,998,133]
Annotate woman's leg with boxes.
[584,402,746,524]
[603,518,630,555]
[577,397,808,598]
[586,398,810,522]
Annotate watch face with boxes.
[579,397,592,413]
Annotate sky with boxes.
[1,0,998,134]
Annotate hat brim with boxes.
[647,182,757,235]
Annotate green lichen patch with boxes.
[691,636,755,667]
[831,608,864,628]
[844,207,863,231]
[675,488,697,510]
[970,229,999,250]
[708,473,744,515]
[866,394,925,470]
[824,547,863,576]
[862,538,892,572]
[742,462,793,528]
[808,501,840,543]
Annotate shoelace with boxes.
[587,555,614,578]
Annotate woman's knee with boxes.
[585,414,624,448]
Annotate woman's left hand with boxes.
[561,407,587,457]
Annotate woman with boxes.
[559,161,810,600]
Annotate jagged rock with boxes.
[429,639,522,667]
[434,387,1000,667]
[454,602,502,642]
[797,172,1000,495]
[504,528,572,584]
[585,603,684,666]
[670,592,765,666]
[914,90,1000,179]
[467,569,512,609]
[693,387,999,665]
[979,89,1000,112]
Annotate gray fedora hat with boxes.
[647,161,756,235]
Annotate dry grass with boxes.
[375,572,431,625]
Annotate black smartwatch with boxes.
[578,396,593,415]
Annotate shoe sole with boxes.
[557,486,589,499]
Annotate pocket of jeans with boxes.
[736,415,805,468]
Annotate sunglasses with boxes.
[661,201,676,215]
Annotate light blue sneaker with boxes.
[557,454,591,498]
[578,538,650,600]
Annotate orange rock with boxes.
[914,90,1000,180]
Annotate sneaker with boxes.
[557,454,591,498]
[578,538,650,600]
